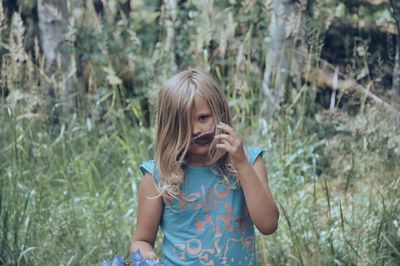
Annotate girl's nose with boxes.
[192,124,203,137]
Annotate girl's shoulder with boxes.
[245,146,264,166]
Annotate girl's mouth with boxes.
[191,126,216,146]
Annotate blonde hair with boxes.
[155,69,236,203]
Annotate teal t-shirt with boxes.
[139,147,263,266]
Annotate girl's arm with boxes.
[235,157,279,235]
[130,172,163,259]
[215,122,279,235]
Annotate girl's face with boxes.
[187,95,216,164]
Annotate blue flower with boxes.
[130,250,142,264]
[99,255,125,266]
[100,250,163,266]
[143,260,163,266]
[130,249,163,266]
[112,255,125,266]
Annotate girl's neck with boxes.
[186,153,208,167]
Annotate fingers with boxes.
[216,122,238,140]
[216,142,234,153]
[215,135,233,152]
[215,123,242,153]
[214,133,234,144]
[216,122,234,134]
[215,122,240,146]
[215,122,248,169]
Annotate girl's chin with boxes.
[194,142,211,147]
[188,143,211,153]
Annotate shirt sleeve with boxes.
[246,147,264,166]
[139,160,160,183]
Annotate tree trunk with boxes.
[163,0,177,69]
[390,0,400,97]
[262,0,302,110]
[37,0,66,70]
[37,0,75,117]
[2,0,18,21]
[394,34,400,96]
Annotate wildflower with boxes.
[100,255,124,266]
[130,249,162,266]
[100,250,162,266]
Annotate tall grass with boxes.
[0,103,153,265]
[255,106,400,265]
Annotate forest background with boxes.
[1,0,400,265]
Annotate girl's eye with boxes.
[199,115,210,121]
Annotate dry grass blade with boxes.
[278,202,304,266]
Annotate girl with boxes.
[130,69,279,265]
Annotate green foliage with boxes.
[0,104,157,265]
[255,106,400,265]
[0,0,399,265]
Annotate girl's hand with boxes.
[215,122,248,170]
[143,251,158,260]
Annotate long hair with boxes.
[155,69,237,203]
